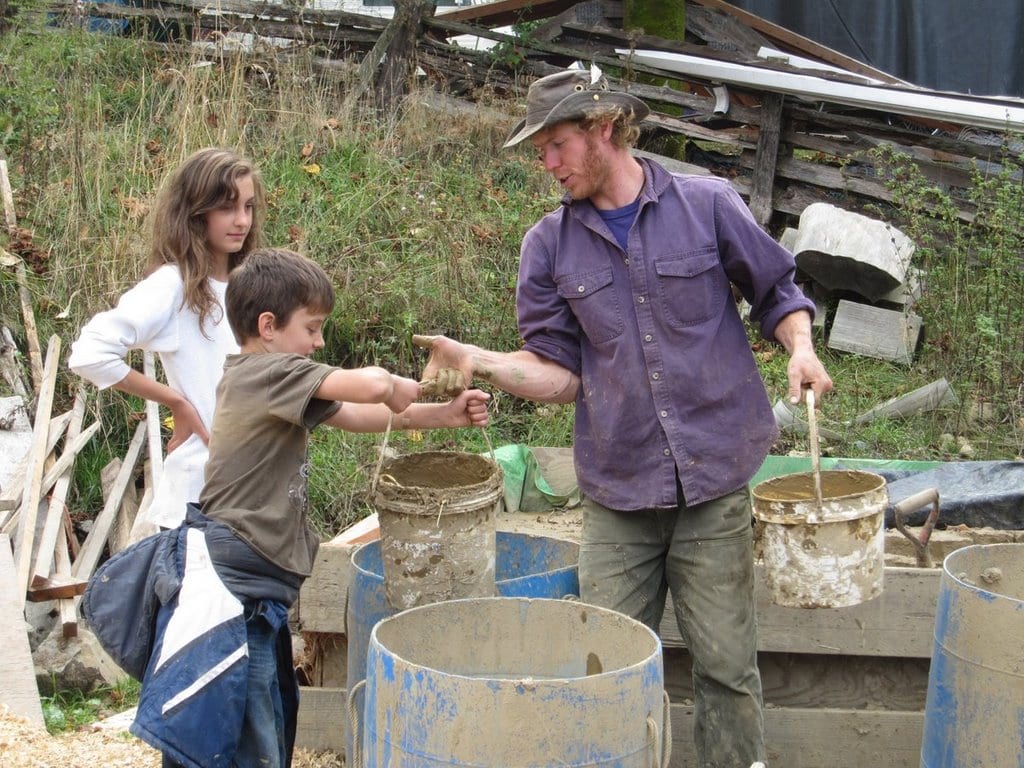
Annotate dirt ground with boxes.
[0,706,344,768]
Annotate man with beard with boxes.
[415,66,832,768]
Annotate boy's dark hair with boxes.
[226,248,335,344]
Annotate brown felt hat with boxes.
[503,68,650,148]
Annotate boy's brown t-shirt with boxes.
[200,352,340,577]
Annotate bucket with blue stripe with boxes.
[346,531,580,761]
[356,596,669,768]
[920,542,1024,767]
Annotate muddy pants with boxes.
[579,487,766,768]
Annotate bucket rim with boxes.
[941,542,1024,605]
[751,469,887,524]
[368,596,662,683]
[351,532,580,586]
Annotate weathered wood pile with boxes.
[0,159,162,727]
[47,0,1024,230]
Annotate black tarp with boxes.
[724,0,1024,98]
[859,461,1024,529]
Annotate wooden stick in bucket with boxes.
[805,388,824,511]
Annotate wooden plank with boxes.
[827,300,923,365]
[1,410,72,531]
[673,704,923,768]
[0,533,45,728]
[31,392,92,586]
[101,457,139,556]
[663,648,929,711]
[749,91,784,225]
[434,0,577,26]
[71,420,146,580]
[12,335,60,598]
[26,574,88,601]
[295,686,924,768]
[296,539,358,634]
[296,686,348,754]
[0,158,44,395]
[300,538,940,658]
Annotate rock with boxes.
[33,626,127,695]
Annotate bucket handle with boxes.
[646,690,673,768]
[889,487,941,568]
[347,678,367,768]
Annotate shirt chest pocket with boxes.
[556,266,624,345]
[654,248,729,328]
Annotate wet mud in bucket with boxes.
[752,470,888,608]
[373,450,502,610]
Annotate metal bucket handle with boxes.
[889,487,941,567]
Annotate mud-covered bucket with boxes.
[345,532,580,762]
[354,597,670,768]
[373,450,502,610]
[921,543,1024,768]
[752,470,887,608]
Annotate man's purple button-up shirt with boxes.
[516,160,814,510]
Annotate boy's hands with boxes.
[386,375,421,414]
[448,389,491,428]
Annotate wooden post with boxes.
[749,91,784,227]
[350,0,436,113]
[0,158,43,394]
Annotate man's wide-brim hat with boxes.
[503,67,650,148]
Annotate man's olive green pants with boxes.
[579,488,767,768]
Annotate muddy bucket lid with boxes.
[752,469,887,524]
[374,450,503,514]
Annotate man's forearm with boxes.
[772,310,815,355]
[471,348,579,404]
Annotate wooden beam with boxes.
[71,421,146,581]
[0,534,45,727]
[749,91,784,226]
[12,335,60,599]
[296,686,924,767]
[435,0,578,27]
[31,391,93,587]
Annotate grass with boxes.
[1,17,1022,541]
[41,677,141,734]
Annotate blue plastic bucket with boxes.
[921,543,1024,767]
[358,597,668,768]
[346,532,580,761]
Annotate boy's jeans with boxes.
[162,603,287,768]
[578,487,767,768]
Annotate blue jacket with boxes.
[83,511,297,767]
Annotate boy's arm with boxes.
[323,389,490,433]
[314,366,419,413]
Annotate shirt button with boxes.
[577,285,585,293]
[644,334,653,342]
[637,296,646,304]
[663,448,671,456]
[652,372,660,380]
[624,258,630,265]
[660,410,668,418]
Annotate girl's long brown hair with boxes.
[148,147,264,335]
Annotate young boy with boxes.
[106,248,489,768]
